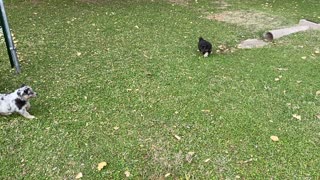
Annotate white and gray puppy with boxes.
[0,85,37,119]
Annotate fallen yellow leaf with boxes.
[316,114,320,119]
[97,161,107,171]
[316,90,320,96]
[75,172,83,179]
[201,109,210,113]
[270,136,279,142]
[174,134,181,141]
[124,170,131,177]
[165,173,171,177]
[277,67,288,71]
[292,114,301,120]
[204,158,211,163]
[301,56,307,60]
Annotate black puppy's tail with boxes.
[199,37,204,41]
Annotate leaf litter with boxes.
[270,136,279,142]
[124,170,131,177]
[292,114,302,120]
[174,134,181,141]
[75,172,83,179]
[97,161,107,171]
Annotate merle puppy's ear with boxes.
[20,84,26,88]
[17,89,22,97]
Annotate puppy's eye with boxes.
[24,88,30,94]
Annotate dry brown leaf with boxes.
[270,136,279,142]
[124,170,131,177]
[97,161,107,171]
[75,172,83,179]
[316,114,320,119]
[292,114,302,120]
[174,134,181,141]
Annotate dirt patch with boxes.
[168,0,190,5]
[77,0,104,4]
[168,0,230,7]
[238,39,269,49]
[207,10,288,31]
[212,0,231,9]
[151,145,184,170]
[29,0,42,4]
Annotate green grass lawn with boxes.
[0,0,319,179]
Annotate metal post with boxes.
[0,0,21,73]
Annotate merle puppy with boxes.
[0,85,37,119]
[198,37,212,57]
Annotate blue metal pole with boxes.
[0,0,21,73]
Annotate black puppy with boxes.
[198,37,212,57]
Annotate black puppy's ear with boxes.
[20,84,26,88]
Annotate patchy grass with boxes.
[0,0,320,179]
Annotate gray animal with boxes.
[0,85,37,119]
